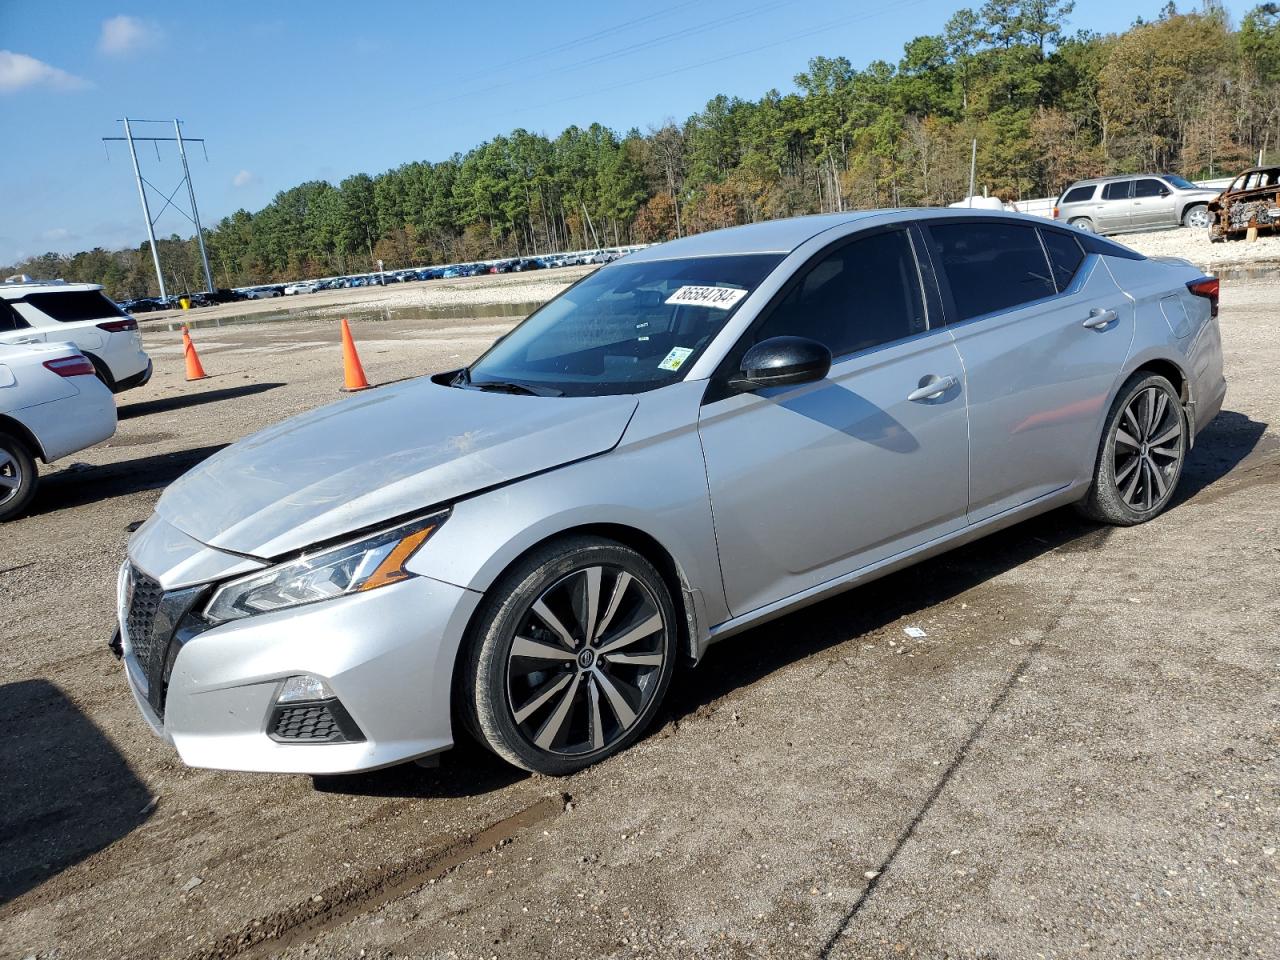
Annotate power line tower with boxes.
[102,118,215,298]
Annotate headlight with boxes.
[203,510,447,624]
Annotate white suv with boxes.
[0,279,153,393]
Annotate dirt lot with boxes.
[1,272,1277,960]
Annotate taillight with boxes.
[1052,206,1060,219]
[97,318,138,332]
[43,355,97,378]
[1187,276,1219,318]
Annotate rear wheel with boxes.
[0,431,38,522]
[461,536,677,775]
[1182,204,1210,229]
[1069,217,1096,233]
[1077,373,1186,525]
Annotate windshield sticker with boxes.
[664,285,747,310]
[658,346,694,372]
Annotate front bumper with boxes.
[118,567,482,774]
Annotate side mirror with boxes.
[728,336,832,392]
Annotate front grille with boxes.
[125,568,166,690]
[124,566,206,719]
[268,699,365,744]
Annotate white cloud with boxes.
[41,227,78,243]
[0,50,88,93]
[99,15,163,56]
[232,169,259,188]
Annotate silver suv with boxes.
[1053,174,1219,235]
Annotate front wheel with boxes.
[1076,373,1186,525]
[461,536,677,775]
[1182,204,1210,229]
[0,432,38,522]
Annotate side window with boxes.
[1061,185,1095,204]
[751,229,927,358]
[930,221,1056,321]
[1133,179,1166,198]
[0,300,31,332]
[1101,181,1131,201]
[1039,229,1086,292]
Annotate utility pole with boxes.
[104,118,213,298]
[174,120,215,293]
[122,118,167,301]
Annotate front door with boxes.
[698,227,969,617]
[924,219,1132,522]
[1131,178,1177,229]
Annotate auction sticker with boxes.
[665,285,747,309]
[658,346,694,372]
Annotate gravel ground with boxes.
[1112,227,1280,271]
[0,271,1277,959]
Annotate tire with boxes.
[1069,217,1096,233]
[460,536,678,775]
[1076,373,1187,526]
[1182,204,1210,229]
[0,431,39,522]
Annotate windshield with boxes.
[465,253,783,396]
[1164,174,1197,190]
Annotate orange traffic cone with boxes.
[340,318,370,392]
[182,326,209,381]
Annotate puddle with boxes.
[1205,260,1280,283]
[160,301,544,332]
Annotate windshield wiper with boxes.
[469,378,563,397]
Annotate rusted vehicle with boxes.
[1208,166,1280,241]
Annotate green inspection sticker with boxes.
[658,347,694,372]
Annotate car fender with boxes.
[404,381,729,651]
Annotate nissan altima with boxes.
[114,210,1225,775]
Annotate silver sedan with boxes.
[114,209,1226,775]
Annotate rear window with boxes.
[1101,181,1130,201]
[931,222,1056,322]
[1061,185,1095,204]
[1039,229,1086,291]
[22,290,126,322]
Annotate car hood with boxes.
[156,378,638,558]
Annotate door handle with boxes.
[1083,308,1118,330]
[907,374,958,402]
[10,336,41,344]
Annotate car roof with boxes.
[622,208,1080,262]
[0,280,105,299]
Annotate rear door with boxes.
[1131,178,1177,229]
[924,219,1132,523]
[1096,180,1134,233]
[697,225,969,616]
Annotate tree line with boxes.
[6,1,1278,299]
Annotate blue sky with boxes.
[0,0,1251,263]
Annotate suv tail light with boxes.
[97,318,138,332]
[1051,205,1060,219]
[43,355,97,378]
[1187,277,1219,318]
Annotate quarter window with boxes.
[930,222,1056,321]
[750,229,927,358]
[1101,181,1131,201]
[0,300,30,332]
[1061,185,1095,204]
[1039,229,1086,291]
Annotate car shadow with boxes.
[118,382,284,420]
[28,444,227,515]
[1170,409,1272,507]
[0,680,154,906]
